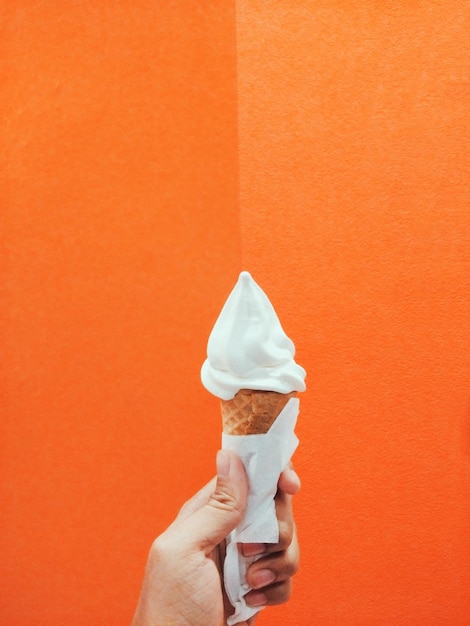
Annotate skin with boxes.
[131,450,300,626]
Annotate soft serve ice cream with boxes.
[201,271,306,401]
[200,271,306,624]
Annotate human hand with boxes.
[131,451,300,626]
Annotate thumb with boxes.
[180,450,248,553]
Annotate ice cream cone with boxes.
[221,389,297,435]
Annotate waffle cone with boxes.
[221,389,297,435]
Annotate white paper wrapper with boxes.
[221,397,299,626]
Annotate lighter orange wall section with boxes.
[2,2,470,625]
[1,3,239,624]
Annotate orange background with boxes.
[2,2,470,625]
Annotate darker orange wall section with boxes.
[237,2,470,625]
[1,2,239,624]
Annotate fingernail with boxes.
[242,543,265,557]
[246,591,267,607]
[252,569,276,589]
[216,450,230,478]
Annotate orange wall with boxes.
[1,2,239,624]
[237,2,470,625]
[2,2,470,625]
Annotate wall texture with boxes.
[2,1,470,625]
[237,2,470,624]
[1,2,239,624]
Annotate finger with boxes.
[273,489,294,552]
[241,469,298,558]
[241,487,294,558]
[245,578,293,608]
[277,462,301,495]
[175,477,216,522]
[177,450,248,553]
[245,524,299,590]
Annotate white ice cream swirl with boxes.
[201,271,306,400]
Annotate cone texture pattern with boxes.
[221,389,297,435]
